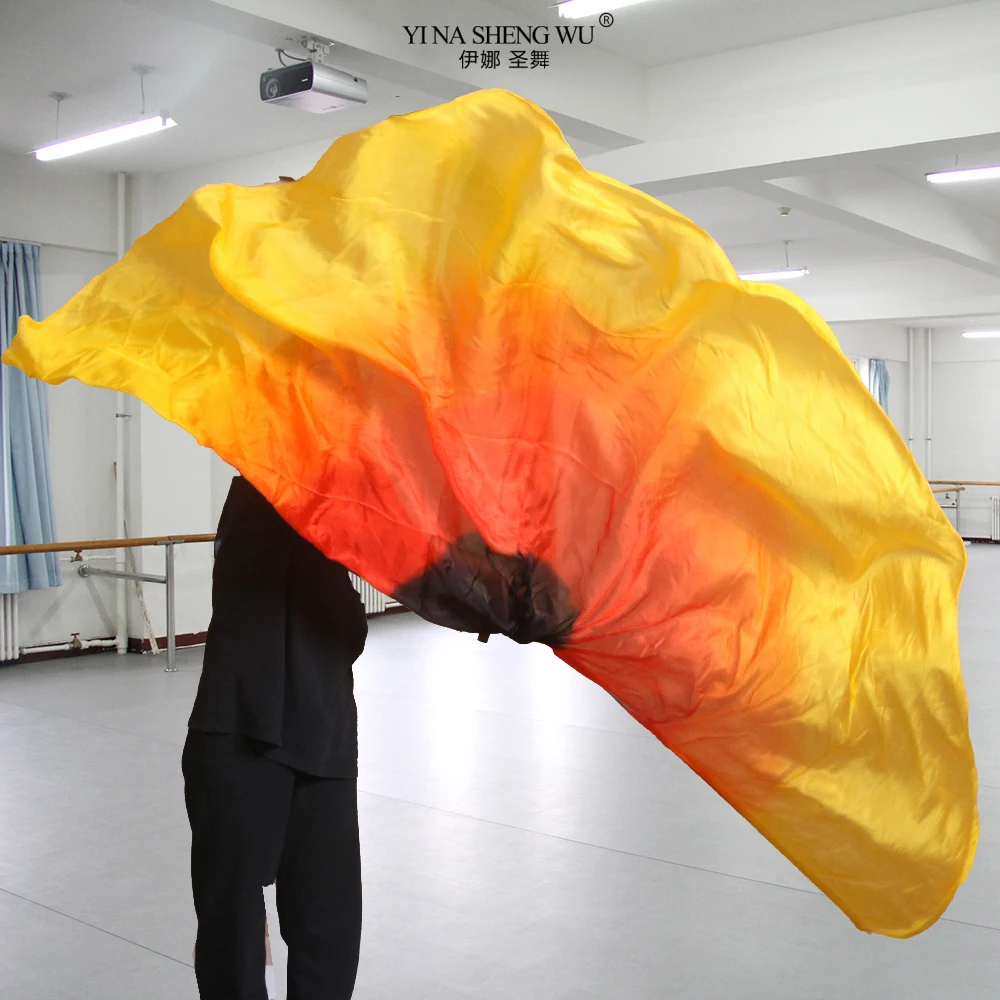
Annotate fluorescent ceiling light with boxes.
[34,114,176,161]
[738,267,809,282]
[926,165,1000,185]
[962,330,1000,339]
[556,0,656,18]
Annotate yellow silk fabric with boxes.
[4,89,977,937]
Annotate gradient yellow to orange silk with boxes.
[3,89,976,937]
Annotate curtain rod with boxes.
[1,236,116,257]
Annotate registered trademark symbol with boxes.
[599,12,614,26]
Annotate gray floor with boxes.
[1,548,999,999]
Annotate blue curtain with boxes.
[0,241,61,593]
[869,358,890,413]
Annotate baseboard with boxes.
[9,608,412,668]
[126,609,408,654]
[380,604,410,617]
[128,631,208,654]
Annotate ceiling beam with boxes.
[582,1,1000,188]
[741,168,1000,279]
[802,275,1000,326]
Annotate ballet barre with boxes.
[0,534,216,673]
[928,481,1000,542]
[930,487,966,536]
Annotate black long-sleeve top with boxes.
[188,476,368,778]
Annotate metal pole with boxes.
[79,565,166,585]
[925,327,933,478]
[115,171,128,655]
[164,542,177,673]
[906,327,915,457]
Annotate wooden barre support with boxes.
[0,534,216,557]
[929,481,1000,488]
[931,487,966,494]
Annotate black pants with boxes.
[182,730,362,1000]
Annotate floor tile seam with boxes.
[355,687,655,742]
[358,790,1000,933]
[1,684,646,749]
[0,683,652,745]
[0,884,194,967]
[358,787,824,898]
[359,789,1000,933]
[939,916,1000,934]
[0,696,185,748]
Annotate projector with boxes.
[260,63,368,114]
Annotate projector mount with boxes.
[277,36,333,68]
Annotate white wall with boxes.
[827,325,1000,540]
[4,143,361,652]
[150,137,333,222]
[211,454,237,528]
[789,321,1000,539]
[0,151,116,253]
[0,152,222,647]
[131,407,216,638]
[830,321,910,446]
[829,321,908,363]
[0,150,243,647]
[0,149,123,646]
[884,359,908,454]
[930,332,1000,539]
[18,322,119,647]
[933,358,1000,481]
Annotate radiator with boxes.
[1,593,19,662]
[349,574,400,616]
[993,497,1000,543]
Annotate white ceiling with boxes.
[875,135,1000,225]
[497,0,973,66]
[0,0,434,173]
[2,0,999,333]
[1,0,990,179]
[919,316,1000,333]
[665,187,921,270]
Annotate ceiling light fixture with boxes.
[739,240,809,282]
[33,66,176,162]
[926,165,1000,185]
[34,114,176,161]
[962,330,1000,339]
[555,0,656,19]
[738,267,809,282]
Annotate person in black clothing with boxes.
[183,475,368,1000]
